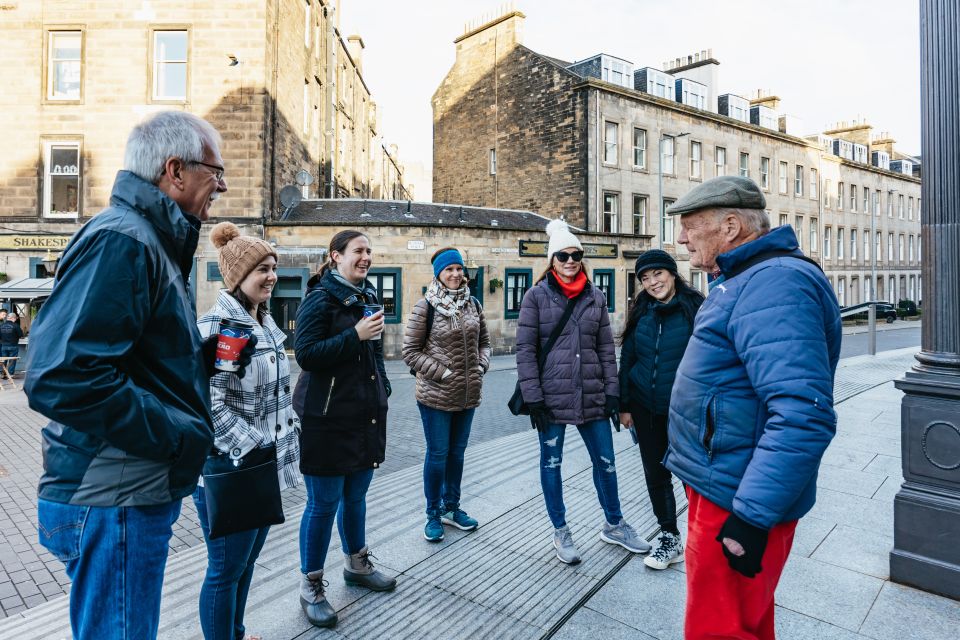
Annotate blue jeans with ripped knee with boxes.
[537,419,623,529]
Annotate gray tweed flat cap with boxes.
[665,175,766,216]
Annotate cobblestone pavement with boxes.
[0,336,919,618]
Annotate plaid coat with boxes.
[197,290,301,491]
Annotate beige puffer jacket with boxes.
[402,298,492,411]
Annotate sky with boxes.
[339,0,921,199]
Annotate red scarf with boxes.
[553,270,587,298]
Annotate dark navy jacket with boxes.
[664,226,841,529]
[26,171,212,506]
[293,271,389,476]
[620,297,695,417]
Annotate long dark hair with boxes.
[230,287,269,324]
[317,229,369,278]
[619,272,705,346]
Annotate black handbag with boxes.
[508,298,577,416]
[201,326,285,539]
[202,443,285,539]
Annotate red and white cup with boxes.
[215,318,254,372]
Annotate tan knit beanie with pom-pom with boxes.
[209,222,278,290]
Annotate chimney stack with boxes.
[347,35,365,75]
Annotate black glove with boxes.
[384,379,392,398]
[201,333,258,379]
[528,401,551,431]
[604,395,620,432]
[716,513,769,578]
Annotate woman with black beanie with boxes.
[619,249,704,570]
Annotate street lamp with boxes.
[657,132,689,249]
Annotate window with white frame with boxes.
[918,198,921,219]
[837,227,844,259]
[795,165,804,196]
[690,141,702,179]
[810,217,818,252]
[662,198,676,244]
[887,191,894,217]
[47,31,82,100]
[303,81,310,134]
[850,183,857,211]
[863,186,869,213]
[602,57,633,89]
[909,235,915,261]
[898,194,904,218]
[876,231,882,261]
[43,141,81,218]
[760,157,770,189]
[888,233,894,260]
[632,194,647,235]
[633,128,646,169]
[837,182,844,210]
[865,276,872,301]
[824,226,832,258]
[850,229,857,260]
[795,216,804,249]
[662,137,675,174]
[304,1,311,48]
[908,196,914,220]
[489,149,496,175]
[824,179,831,208]
[888,275,896,303]
[715,147,726,176]
[603,121,618,164]
[739,152,749,177]
[810,168,818,199]
[602,192,619,233]
[899,234,905,263]
[873,189,880,216]
[837,278,846,306]
[779,213,789,228]
[864,230,870,260]
[152,30,188,101]
[778,161,788,193]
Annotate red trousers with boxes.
[684,487,798,640]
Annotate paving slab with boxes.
[811,524,894,580]
[816,464,888,499]
[774,605,869,640]
[858,581,960,640]
[551,605,657,640]
[775,555,884,632]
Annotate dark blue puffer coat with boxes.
[619,297,695,416]
[663,225,841,530]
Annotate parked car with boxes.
[843,303,897,324]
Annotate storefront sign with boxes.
[518,240,618,259]
[0,235,72,251]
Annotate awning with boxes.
[0,277,55,301]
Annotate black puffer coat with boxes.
[619,297,695,416]
[515,274,618,425]
[293,271,389,476]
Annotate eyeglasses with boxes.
[189,160,225,182]
[554,250,584,263]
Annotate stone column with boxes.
[890,0,960,599]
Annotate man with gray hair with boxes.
[26,111,251,639]
[661,176,841,640]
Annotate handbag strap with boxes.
[537,297,577,370]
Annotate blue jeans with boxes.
[299,469,374,573]
[193,486,270,640]
[1,344,18,375]
[418,403,476,516]
[537,420,623,529]
[37,498,181,640]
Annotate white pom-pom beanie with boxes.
[545,219,582,258]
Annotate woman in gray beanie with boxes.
[619,249,703,570]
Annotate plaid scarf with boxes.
[425,279,470,326]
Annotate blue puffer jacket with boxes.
[619,297,695,416]
[663,225,841,530]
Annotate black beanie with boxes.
[634,249,678,276]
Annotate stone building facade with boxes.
[0,0,410,285]
[432,10,922,305]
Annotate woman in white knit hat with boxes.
[515,219,651,564]
[194,222,302,640]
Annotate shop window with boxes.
[504,268,532,319]
[593,269,615,312]
[367,268,401,323]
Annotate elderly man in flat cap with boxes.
[661,176,841,640]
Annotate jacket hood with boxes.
[716,225,800,278]
[108,170,201,274]
[309,270,377,306]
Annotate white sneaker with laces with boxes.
[643,531,684,570]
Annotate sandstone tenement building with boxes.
[433,10,923,307]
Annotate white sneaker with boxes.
[643,531,684,570]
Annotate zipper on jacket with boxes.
[322,377,336,416]
[703,395,717,460]
[462,315,470,408]
[651,319,663,400]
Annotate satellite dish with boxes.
[295,170,315,186]
[279,185,302,220]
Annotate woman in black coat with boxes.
[292,230,396,629]
[619,249,704,571]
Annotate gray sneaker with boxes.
[600,520,652,554]
[553,525,581,564]
[644,531,684,570]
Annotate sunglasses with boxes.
[554,250,584,263]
